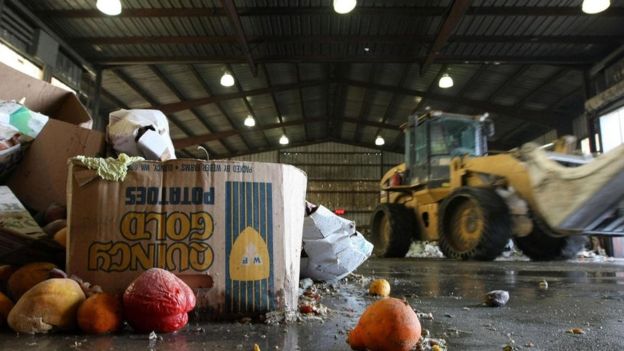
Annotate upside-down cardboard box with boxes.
[0,62,105,212]
[67,159,307,318]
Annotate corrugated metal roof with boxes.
[13,0,624,155]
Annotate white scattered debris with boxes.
[575,250,609,262]
[301,205,373,281]
[496,240,530,261]
[405,241,444,258]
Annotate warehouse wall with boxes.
[229,142,404,233]
[0,4,83,90]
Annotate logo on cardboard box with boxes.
[225,181,274,313]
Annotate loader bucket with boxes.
[521,143,624,234]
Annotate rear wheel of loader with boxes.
[438,187,512,260]
[513,215,588,261]
[369,204,415,257]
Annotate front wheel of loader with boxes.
[513,215,588,261]
[438,187,512,261]
[369,204,416,257]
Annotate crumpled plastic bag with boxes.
[0,100,49,139]
[0,101,48,179]
[300,204,373,281]
[107,109,176,161]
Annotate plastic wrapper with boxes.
[300,204,373,281]
[0,100,49,139]
[107,109,176,161]
[0,101,49,179]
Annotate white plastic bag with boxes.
[300,205,373,281]
[107,109,176,161]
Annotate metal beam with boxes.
[412,64,447,114]
[214,138,330,160]
[92,55,598,66]
[189,64,255,151]
[153,79,326,114]
[36,6,624,18]
[261,64,286,133]
[220,0,257,76]
[8,0,94,75]
[72,34,624,46]
[590,44,624,77]
[295,64,310,141]
[148,65,236,154]
[343,78,567,128]
[446,64,489,111]
[485,65,533,101]
[173,115,401,149]
[225,64,272,147]
[422,0,473,73]
[111,69,198,140]
[332,64,348,138]
[92,68,103,131]
[101,88,129,110]
[514,68,572,107]
[174,117,326,149]
[354,64,378,142]
[327,137,404,154]
[374,64,412,143]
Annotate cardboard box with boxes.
[67,159,307,319]
[0,62,105,212]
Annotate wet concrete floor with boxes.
[1,258,624,350]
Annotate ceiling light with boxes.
[96,0,122,16]
[375,135,385,146]
[244,115,256,127]
[333,0,357,14]
[220,72,235,87]
[438,73,454,89]
[279,135,289,145]
[582,0,610,14]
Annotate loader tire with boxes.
[438,187,512,261]
[513,215,588,261]
[369,204,416,257]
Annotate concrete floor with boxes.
[1,258,624,350]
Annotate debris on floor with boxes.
[300,204,373,282]
[416,330,448,351]
[484,290,510,307]
[368,278,390,297]
[567,327,585,335]
[405,241,444,258]
[576,250,611,262]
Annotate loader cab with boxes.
[404,111,489,186]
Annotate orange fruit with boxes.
[77,293,123,334]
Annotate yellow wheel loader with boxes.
[370,111,624,260]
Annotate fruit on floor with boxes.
[347,297,421,351]
[368,278,391,297]
[77,292,123,334]
[7,262,57,300]
[7,278,85,334]
[123,268,196,333]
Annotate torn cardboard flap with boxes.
[300,205,373,281]
[0,62,105,212]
